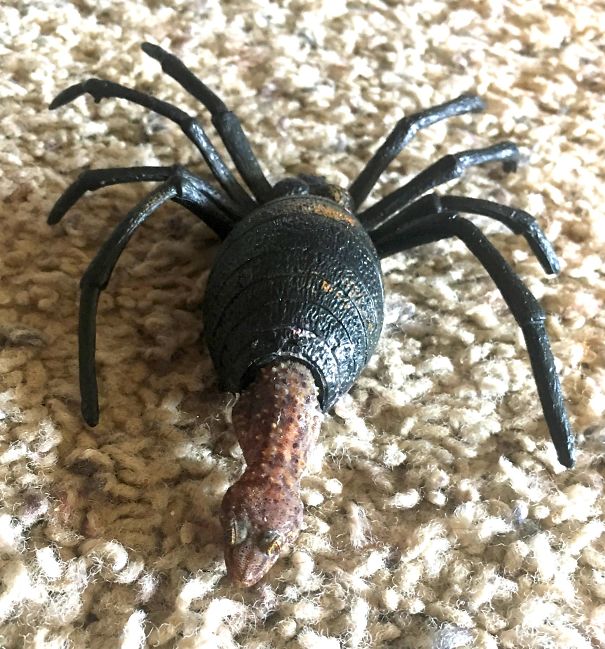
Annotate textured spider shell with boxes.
[202,195,385,410]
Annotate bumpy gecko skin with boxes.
[220,361,322,586]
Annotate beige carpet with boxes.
[1,1,604,647]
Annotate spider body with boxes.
[48,43,575,587]
[203,191,384,411]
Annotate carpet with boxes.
[1,1,604,647]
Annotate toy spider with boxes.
[49,43,575,586]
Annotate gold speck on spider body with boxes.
[313,201,356,225]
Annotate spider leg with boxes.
[141,42,272,203]
[349,94,485,209]
[360,142,520,231]
[381,211,575,468]
[78,176,225,426]
[50,79,255,210]
[372,193,560,275]
[48,165,241,237]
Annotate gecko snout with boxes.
[220,475,304,586]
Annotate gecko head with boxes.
[220,473,304,587]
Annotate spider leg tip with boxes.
[460,93,486,112]
[554,431,576,469]
[547,258,561,276]
[49,95,65,110]
[49,84,85,110]
[47,211,61,225]
[82,405,100,427]
[141,41,164,60]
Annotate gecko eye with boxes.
[228,518,248,546]
[258,530,283,556]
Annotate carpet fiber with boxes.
[1,1,604,647]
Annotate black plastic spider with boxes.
[48,42,575,469]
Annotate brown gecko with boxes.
[220,361,322,586]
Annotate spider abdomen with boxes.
[202,195,385,410]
